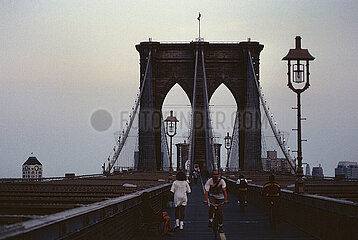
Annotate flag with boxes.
[197,12,201,21]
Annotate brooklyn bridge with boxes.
[1,39,357,240]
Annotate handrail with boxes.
[224,177,358,207]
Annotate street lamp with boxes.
[224,132,232,171]
[282,36,315,193]
[164,110,179,171]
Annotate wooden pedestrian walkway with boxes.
[134,178,315,240]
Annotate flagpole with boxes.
[199,18,200,40]
[197,12,201,41]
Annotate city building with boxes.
[305,163,311,176]
[176,140,189,171]
[335,161,358,179]
[312,164,324,178]
[22,156,42,179]
[261,150,291,173]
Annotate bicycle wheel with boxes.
[270,202,276,232]
[240,201,245,212]
[213,213,218,240]
[238,192,244,212]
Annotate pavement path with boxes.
[134,177,316,240]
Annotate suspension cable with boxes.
[161,116,170,170]
[248,51,296,173]
[226,112,239,170]
[187,50,199,176]
[201,50,217,171]
[105,51,152,173]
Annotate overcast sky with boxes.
[1,1,358,178]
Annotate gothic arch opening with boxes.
[209,83,238,170]
[162,83,191,171]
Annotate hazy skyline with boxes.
[1,1,358,177]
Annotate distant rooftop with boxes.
[23,156,42,166]
[337,161,358,167]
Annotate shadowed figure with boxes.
[141,192,174,236]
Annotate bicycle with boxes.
[207,201,226,240]
[237,190,247,212]
[269,199,278,232]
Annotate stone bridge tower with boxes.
[136,41,264,174]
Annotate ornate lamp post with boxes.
[164,110,179,171]
[224,132,232,171]
[282,36,315,193]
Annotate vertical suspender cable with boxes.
[201,50,217,171]
[188,50,199,176]
[227,112,239,170]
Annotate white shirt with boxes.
[236,178,248,185]
[205,178,226,200]
[170,180,191,207]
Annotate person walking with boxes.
[193,164,200,184]
[170,171,191,230]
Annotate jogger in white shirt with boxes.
[170,171,191,230]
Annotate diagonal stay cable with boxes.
[106,51,152,173]
[248,51,296,173]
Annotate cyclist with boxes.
[204,170,228,233]
[262,174,281,221]
[236,174,248,205]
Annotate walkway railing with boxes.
[224,178,358,239]
[0,183,171,240]
[3,177,358,239]
[0,173,103,183]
